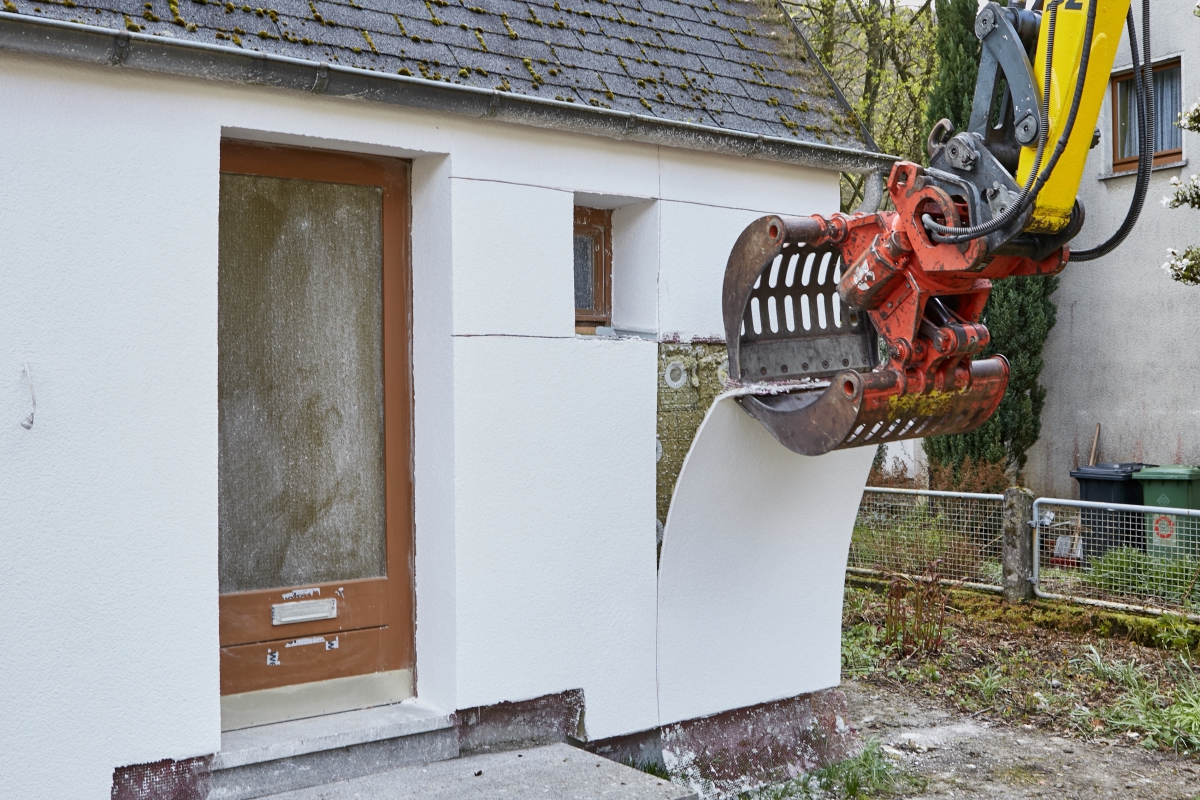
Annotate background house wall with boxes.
[0,50,840,797]
[1024,6,1200,497]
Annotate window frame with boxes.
[574,206,613,333]
[1110,57,1183,173]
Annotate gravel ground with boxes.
[842,680,1200,799]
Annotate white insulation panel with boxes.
[657,395,874,725]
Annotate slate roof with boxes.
[3,0,869,148]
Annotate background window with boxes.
[574,206,612,333]
[1113,59,1183,170]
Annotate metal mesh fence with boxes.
[849,488,1005,588]
[1033,498,1200,615]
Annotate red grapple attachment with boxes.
[722,201,1012,457]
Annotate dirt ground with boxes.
[842,679,1200,798]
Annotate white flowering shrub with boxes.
[1164,174,1200,210]
[1181,101,1200,134]
[1157,3,1199,284]
[1163,247,1200,286]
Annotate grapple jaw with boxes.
[722,198,1014,457]
[734,360,1008,457]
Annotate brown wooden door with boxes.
[217,142,412,702]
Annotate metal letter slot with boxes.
[271,598,338,626]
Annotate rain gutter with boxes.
[0,11,897,198]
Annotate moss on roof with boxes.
[12,0,868,146]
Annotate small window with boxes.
[1112,59,1183,171]
[574,206,612,333]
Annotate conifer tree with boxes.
[925,0,979,134]
[921,0,1058,479]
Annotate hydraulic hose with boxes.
[1070,0,1153,261]
[923,0,1099,244]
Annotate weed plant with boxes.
[884,562,951,656]
[842,621,887,678]
[742,739,926,799]
[620,756,671,780]
[1070,645,1200,752]
[962,665,1006,705]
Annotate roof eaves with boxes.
[0,11,898,176]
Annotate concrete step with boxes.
[210,701,458,800]
[261,743,697,800]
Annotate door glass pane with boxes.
[574,233,595,311]
[218,173,387,594]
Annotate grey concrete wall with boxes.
[1024,6,1200,498]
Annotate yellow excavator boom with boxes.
[1018,0,1131,234]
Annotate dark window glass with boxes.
[1116,63,1183,161]
[574,233,596,311]
[573,207,611,329]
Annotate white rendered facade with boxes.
[0,51,869,797]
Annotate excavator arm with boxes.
[723,0,1148,456]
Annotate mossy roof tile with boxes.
[6,0,866,148]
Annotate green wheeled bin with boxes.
[1133,466,1200,559]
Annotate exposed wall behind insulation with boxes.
[656,342,729,547]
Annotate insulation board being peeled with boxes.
[656,392,874,725]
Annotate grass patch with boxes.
[619,756,671,780]
[742,738,926,799]
[1069,646,1200,752]
[962,665,1007,705]
[841,582,1200,747]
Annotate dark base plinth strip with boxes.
[661,688,859,797]
[111,757,213,800]
[456,688,586,755]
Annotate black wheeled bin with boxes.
[1070,462,1154,561]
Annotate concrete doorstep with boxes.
[262,743,697,800]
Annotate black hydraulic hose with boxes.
[924,0,1099,244]
[1070,0,1153,262]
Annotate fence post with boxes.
[1002,487,1035,602]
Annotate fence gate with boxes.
[1032,497,1200,620]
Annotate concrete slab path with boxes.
[263,743,697,799]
